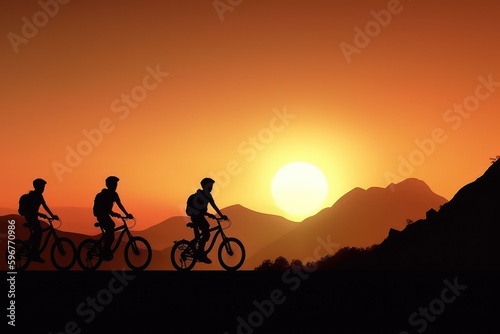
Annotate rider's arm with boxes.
[209,198,225,218]
[40,198,58,219]
[115,194,132,218]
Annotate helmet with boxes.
[33,178,47,188]
[200,177,215,188]
[105,176,120,187]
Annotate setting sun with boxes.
[271,162,329,220]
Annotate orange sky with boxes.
[1,0,499,228]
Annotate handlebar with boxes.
[40,216,62,230]
[208,215,228,221]
[209,216,232,229]
[114,215,137,229]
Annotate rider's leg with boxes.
[189,227,200,250]
[99,216,115,260]
[29,219,44,262]
[195,217,211,263]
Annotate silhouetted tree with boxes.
[255,259,273,270]
[255,256,293,270]
[290,259,303,270]
[304,260,318,271]
[315,246,373,269]
[273,256,290,270]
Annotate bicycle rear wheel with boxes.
[51,237,77,271]
[171,240,196,271]
[77,239,103,271]
[218,237,245,271]
[124,236,152,271]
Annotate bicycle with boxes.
[7,217,76,271]
[77,216,152,271]
[171,216,245,271]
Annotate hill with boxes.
[318,161,500,269]
[0,203,299,271]
[250,178,448,266]
[0,207,105,236]
[0,214,168,271]
[134,204,298,269]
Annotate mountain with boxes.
[312,160,500,270]
[0,207,102,236]
[49,207,100,235]
[249,178,448,267]
[0,207,14,216]
[339,160,500,269]
[134,204,298,269]
[0,214,167,271]
[1,204,298,271]
[1,214,89,271]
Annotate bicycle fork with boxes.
[53,235,66,256]
[125,229,141,255]
[223,241,234,256]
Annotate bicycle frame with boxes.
[192,219,228,255]
[79,216,151,271]
[172,217,244,271]
[27,220,62,254]
[95,219,135,254]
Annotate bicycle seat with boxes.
[186,222,195,228]
[94,222,101,227]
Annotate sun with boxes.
[271,162,329,220]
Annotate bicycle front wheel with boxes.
[124,236,152,271]
[171,240,196,271]
[218,237,245,271]
[51,237,77,271]
[6,239,31,271]
[77,239,103,271]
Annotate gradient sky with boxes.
[1,0,499,228]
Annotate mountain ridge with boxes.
[1,177,451,270]
[248,177,448,266]
[316,161,500,269]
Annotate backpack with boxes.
[93,192,105,216]
[186,191,209,216]
[18,192,33,216]
[186,194,197,216]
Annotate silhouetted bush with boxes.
[255,246,378,270]
[255,256,293,270]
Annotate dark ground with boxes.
[9,270,498,334]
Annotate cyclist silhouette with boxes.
[19,178,59,263]
[186,177,228,264]
[93,176,133,261]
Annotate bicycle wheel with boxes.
[218,237,245,271]
[77,239,103,271]
[51,237,77,271]
[171,240,197,271]
[6,239,31,271]
[124,236,152,271]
